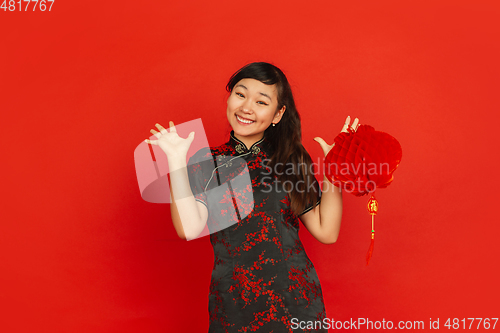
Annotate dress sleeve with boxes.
[298,175,322,216]
[186,147,213,209]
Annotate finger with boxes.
[169,121,177,133]
[313,137,334,152]
[155,123,168,134]
[144,139,158,145]
[187,131,195,143]
[313,137,326,146]
[341,116,351,133]
[351,118,359,131]
[150,129,161,138]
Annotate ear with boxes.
[272,105,286,125]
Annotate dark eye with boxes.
[236,92,244,97]
[257,101,269,106]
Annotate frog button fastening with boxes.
[235,144,245,154]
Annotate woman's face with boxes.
[226,78,285,147]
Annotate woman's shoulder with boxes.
[188,141,234,164]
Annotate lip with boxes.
[236,114,255,125]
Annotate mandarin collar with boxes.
[228,131,270,156]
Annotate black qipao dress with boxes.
[187,132,327,333]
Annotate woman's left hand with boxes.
[314,116,360,157]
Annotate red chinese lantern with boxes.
[325,124,402,265]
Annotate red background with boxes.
[1,0,499,331]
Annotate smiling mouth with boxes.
[236,115,255,124]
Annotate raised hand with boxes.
[314,116,360,157]
[145,121,195,159]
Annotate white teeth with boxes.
[237,115,254,124]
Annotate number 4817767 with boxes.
[444,318,498,330]
[1,0,55,11]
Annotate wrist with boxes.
[167,155,188,172]
[322,175,341,193]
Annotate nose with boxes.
[241,99,253,113]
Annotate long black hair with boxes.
[226,62,319,215]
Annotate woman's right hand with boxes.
[145,121,195,160]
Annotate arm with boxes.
[167,157,208,240]
[299,116,359,244]
[299,176,342,244]
[146,121,208,240]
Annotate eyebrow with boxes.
[235,84,272,101]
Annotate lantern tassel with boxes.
[366,230,374,265]
[366,195,378,265]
